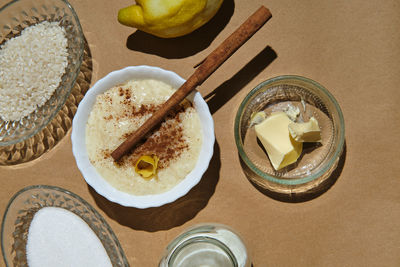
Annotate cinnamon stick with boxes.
[111,6,272,161]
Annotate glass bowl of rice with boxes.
[0,0,84,146]
[1,185,129,267]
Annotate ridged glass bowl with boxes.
[0,0,84,146]
[1,185,128,267]
[234,75,345,195]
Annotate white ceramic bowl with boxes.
[71,66,214,208]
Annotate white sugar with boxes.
[26,207,112,267]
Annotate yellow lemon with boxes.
[118,0,224,38]
[135,155,159,178]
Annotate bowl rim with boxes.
[160,223,249,267]
[71,65,215,208]
[0,0,85,146]
[234,75,345,185]
[1,184,128,267]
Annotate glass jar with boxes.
[159,223,251,267]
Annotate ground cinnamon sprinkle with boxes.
[131,104,158,117]
[101,86,192,170]
[103,114,113,121]
[102,149,111,160]
[125,111,189,170]
[118,87,124,96]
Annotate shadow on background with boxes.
[242,142,347,203]
[90,142,221,232]
[126,0,234,58]
[204,45,277,114]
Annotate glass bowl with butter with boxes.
[71,66,214,208]
[234,75,345,196]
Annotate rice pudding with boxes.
[85,79,203,195]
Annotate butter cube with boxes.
[255,112,303,170]
[288,117,321,142]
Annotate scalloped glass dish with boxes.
[71,66,215,208]
[1,185,128,267]
[234,75,345,195]
[0,0,84,146]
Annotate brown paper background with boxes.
[1,0,400,266]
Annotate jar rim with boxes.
[167,236,238,267]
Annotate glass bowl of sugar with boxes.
[0,0,84,146]
[1,185,128,267]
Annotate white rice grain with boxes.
[0,21,68,121]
